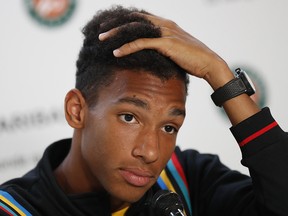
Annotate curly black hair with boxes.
[76,5,189,107]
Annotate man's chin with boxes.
[110,186,150,206]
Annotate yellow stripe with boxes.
[112,171,178,216]
[159,169,176,192]
[159,170,188,216]
[112,206,129,216]
[0,195,25,216]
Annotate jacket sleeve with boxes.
[177,107,288,216]
[230,107,288,215]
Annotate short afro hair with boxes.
[76,5,189,107]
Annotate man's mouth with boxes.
[119,168,154,187]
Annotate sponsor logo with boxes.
[0,107,65,135]
[204,0,254,4]
[24,0,77,27]
[0,154,40,172]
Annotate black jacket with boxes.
[0,108,287,215]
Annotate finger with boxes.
[99,25,174,42]
[98,27,119,41]
[133,12,178,30]
[159,26,182,38]
[99,22,148,41]
[133,13,185,39]
[113,38,162,57]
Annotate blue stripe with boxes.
[167,159,192,215]
[0,190,32,216]
[157,176,168,190]
[0,201,17,216]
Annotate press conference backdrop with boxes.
[1,0,287,183]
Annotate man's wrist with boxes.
[211,68,256,107]
[203,63,234,90]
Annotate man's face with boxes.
[81,70,186,206]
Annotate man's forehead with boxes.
[95,69,187,105]
[115,95,186,118]
[111,69,186,86]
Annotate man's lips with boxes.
[119,168,154,187]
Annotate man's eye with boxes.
[162,125,178,134]
[119,114,137,123]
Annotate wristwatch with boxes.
[211,68,256,107]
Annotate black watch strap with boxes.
[211,78,247,107]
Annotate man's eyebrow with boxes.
[169,108,186,117]
[116,97,185,116]
[117,97,149,109]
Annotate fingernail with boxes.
[98,32,107,41]
[113,49,121,57]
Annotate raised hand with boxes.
[98,12,234,90]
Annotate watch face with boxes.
[243,71,256,92]
[236,69,256,96]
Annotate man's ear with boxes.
[64,89,87,129]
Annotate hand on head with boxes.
[98,12,234,90]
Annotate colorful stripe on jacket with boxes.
[157,152,192,215]
[0,190,32,216]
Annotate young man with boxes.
[0,5,287,216]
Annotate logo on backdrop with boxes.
[218,66,268,117]
[24,0,77,27]
[0,107,65,135]
[204,0,255,4]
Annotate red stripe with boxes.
[171,153,189,190]
[0,206,13,216]
[239,121,278,147]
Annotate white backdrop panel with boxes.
[1,0,288,183]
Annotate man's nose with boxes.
[132,129,160,164]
